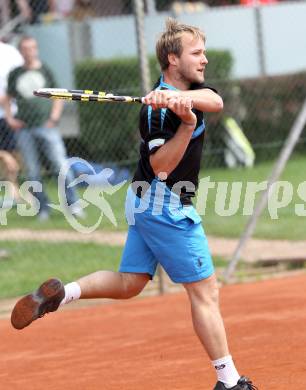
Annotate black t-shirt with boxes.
[133,76,217,204]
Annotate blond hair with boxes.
[156,18,205,71]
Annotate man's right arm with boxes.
[3,95,25,131]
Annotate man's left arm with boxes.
[45,99,64,128]
[44,66,64,128]
[180,88,223,113]
[143,88,223,113]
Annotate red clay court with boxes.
[1,273,306,390]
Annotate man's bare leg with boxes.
[184,274,229,359]
[76,271,151,299]
[11,272,150,329]
[184,274,240,387]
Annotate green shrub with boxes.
[221,72,306,162]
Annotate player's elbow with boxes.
[150,155,171,178]
[201,93,223,113]
[151,164,170,179]
[212,95,224,112]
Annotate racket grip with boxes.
[129,96,145,103]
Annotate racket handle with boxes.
[135,97,145,104]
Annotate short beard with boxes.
[180,68,204,85]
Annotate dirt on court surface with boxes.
[1,273,306,390]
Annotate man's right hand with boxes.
[6,117,26,131]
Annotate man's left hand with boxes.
[143,90,180,110]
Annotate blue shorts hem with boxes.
[119,266,154,278]
[170,269,215,284]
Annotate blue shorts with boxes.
[119,180,214,284]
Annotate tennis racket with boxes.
[33,88,144,103]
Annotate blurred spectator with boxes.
[70,0,95,21]
[4,35,84,221]
[157,0,282,9]
[172,1,207,15]
[48,0,75,18]
[13,0,32,22]
[0,1,10,27]
[0,0,29,24]
[89,0,131,16]
[0,39,24,206]
[240,0,277,5]
[8,0,51,24]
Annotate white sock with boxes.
[60,282,81,306]
[212,355,240,388]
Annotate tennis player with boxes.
[11,19,257,390]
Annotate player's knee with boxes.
[121,286,141,299]
[120,273,149,299]
[194,286,219,308]
[185,276,220,307]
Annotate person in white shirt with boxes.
[0,40,24,206]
